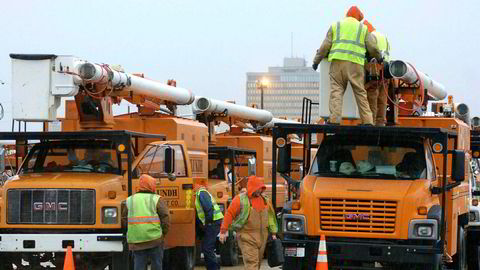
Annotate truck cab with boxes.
[274,123,468,270]
[0,131,170,269]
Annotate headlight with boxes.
[416,225,433,237]
[286,220,302,231]
[102,207,118,224]
[408,219,438,239]
[283,214,306,234]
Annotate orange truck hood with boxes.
[4,173,122,189]
[312,177,415,200]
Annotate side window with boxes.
[173,145,187,177]
[425,143,436,180]
[136,145,187,178]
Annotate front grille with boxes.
[7,189,95,225]
[320,198,397,234]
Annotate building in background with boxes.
[246,57,319,120]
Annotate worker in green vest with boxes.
[124,174,170,270]
[363,19,391,126]
[219,176,278,270]
[194,183,224,270]
[312,6,382,125]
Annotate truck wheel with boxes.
[219,234,239,266]
[468,244,480,270]
[112,251,130,270]
[169,246,195,270]
[0,255,13,270]
[452,226,467,270]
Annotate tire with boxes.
[111,251,130,270]
[0,255,13,270]
[168,246,195,270]
[452,226,467,270]
[219,234,239,266]
[468,243,480,270]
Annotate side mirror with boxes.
[164,147,175,175]
[452,150,465,182]
[248,157,256,176]
[277,144,291,174]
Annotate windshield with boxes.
[21,141,121,174]
[208,153,255,182]
[310,135,426,180]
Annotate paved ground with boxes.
[195,259,281,269]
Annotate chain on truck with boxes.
[272,59,475,269]
[0,54,209,269]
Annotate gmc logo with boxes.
[33,202,68,211]
[345,213,370,221]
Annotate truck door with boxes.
[132,144,193,209]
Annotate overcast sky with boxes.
[0,0,478,131]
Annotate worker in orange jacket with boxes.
[363,19,391,126]
[219,176,278,270]
[312,6,382,125]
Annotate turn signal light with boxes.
[292,201,301,210]
[417,206,427,215]
[108,191,117,199]
[473,199,479,206]
[217,192,223,199]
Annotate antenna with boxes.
[291,32,294,57]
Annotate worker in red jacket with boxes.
[219,176,278,270]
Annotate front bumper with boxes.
[282,236,442,269]
[0,233,124,252]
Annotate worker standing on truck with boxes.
[195,184,224,270]
[219,176,278,270]
[124,174,170,270]
[312,6,382,125]
[363,19,391,126]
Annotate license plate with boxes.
[284,247,305,257]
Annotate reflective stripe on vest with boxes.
[195,188,224,225]
[373,31,390,61]
[328,17,368,66]
[230,193,278,233]
[127,193,162,244]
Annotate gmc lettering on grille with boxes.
[33,202,68,211]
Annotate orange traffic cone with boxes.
[63,245,75,270]
[316,235,328,270]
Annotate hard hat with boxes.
[339,162,356,175]
[139,174,157,193]
[357,160,374,173]
[346,6,364,21]
[363,20,376,33]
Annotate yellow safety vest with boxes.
[328,17,368,66]
[126,193,162,244]
[372,31,390,61]
[195,188,224,225]
[230,193,278,233]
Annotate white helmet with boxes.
[357,160,374,173]
[339,162,356,175]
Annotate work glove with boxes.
[312,63,318,71]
